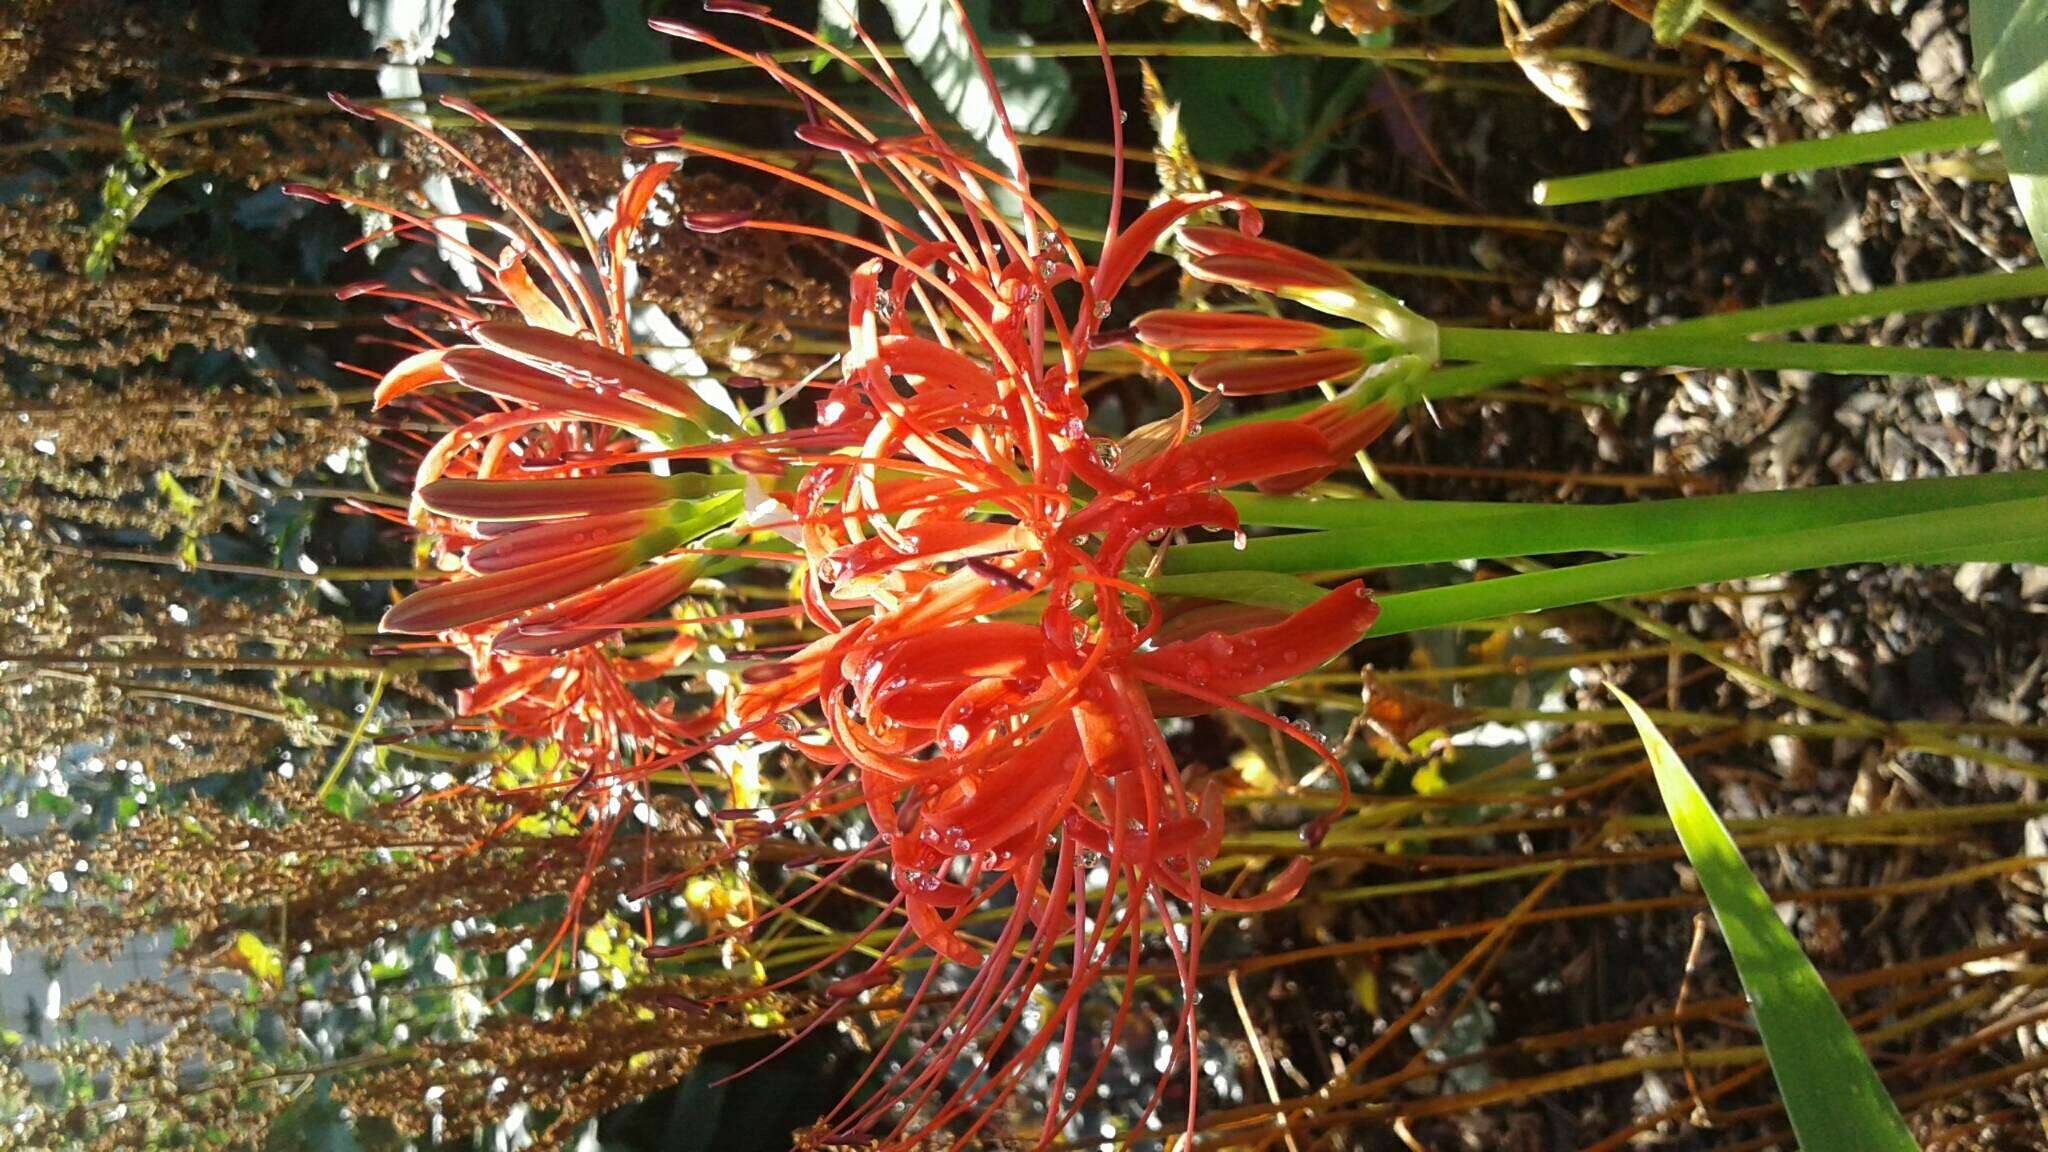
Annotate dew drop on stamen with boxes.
[1093,300,1112,320]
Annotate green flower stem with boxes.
[1191,472,2048,569]
[1360,496,2048,637]
[1698,0,1822,93]
[1533,112,1995,205]
[1421,265,2048,400]
[1665,266,2048,338]
[1155,493,2048,630]
[1434,324,2048,381]
[316,671,388,803]
[1217,267,2048,423]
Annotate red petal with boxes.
[372,347,451,408]
[1190,348,1369,396]
[493,554,707,656]
[379,544,648,634]
[470,322,731,432]
[1136,581,1378,713]
[1089,194,1248,305]
[465,507,667,574]
[1131,309,1329,352]
[1139,420,1333,494]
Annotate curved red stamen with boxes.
[682,208,755,233]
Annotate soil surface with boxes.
[1264,0,2048,1146]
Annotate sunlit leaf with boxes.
[814,0,859,71]
[1613,688,1919,1152]
[1651,0,1708,44]
[1972,0,2048,256]
[86,123,185,282]
[232,931,284,988]
[873,0,1074,178]
[154,471,198,519]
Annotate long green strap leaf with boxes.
[1363,496,2048,635]
[1612,689,1919,1152]
[1434,326,2048,381]
[1533,113,1993,205]
[1149,494,2048,630]
[1170,472,2048,572]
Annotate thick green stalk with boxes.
[1533,113,1994,205]
[1358,496,2048,637]
[1668,267,2048,337]
[1435,326,2048,381]
[1216,267,2048,420]
[1421,265,2048,400]
[1178,472,2048,574]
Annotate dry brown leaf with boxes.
[1498,0,1600,129]
[1105,0,1403,45]
[1358,673,1473,754]
[1103,0,1289,47]
[1323,0,1404,34]
[1509,41,1595,129]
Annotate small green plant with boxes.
[1614,688,1920,1152]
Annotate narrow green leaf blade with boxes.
[1534,114,1993,205]
[1612,688,1918,1152]
[1184,472,2048,573]
[1207,494,2048,636]
[875,0,1074,178]
[1651,0,1707,44]
[1972,0,2048,256]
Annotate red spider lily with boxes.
[604,3,1440,1148]
[292,94,816,990]
[306,0,1440,1142]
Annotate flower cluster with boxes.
[308,1,1439,1144]
[626,4,1435,1146]
[286,98,797,969]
